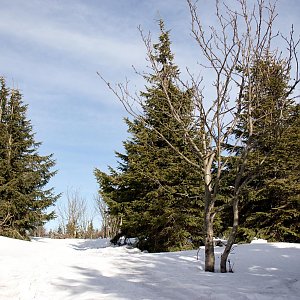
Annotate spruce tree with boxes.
[226,56,299,242]
[95,21,203,252]
[0,77,59,239]
[238,103,300,242]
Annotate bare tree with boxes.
[94,194,121,238]
[185,0,299,273]
[30,225,47,237]
[57,189,88,238]
[98,0,299,272]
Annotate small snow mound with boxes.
[251,238,268,244]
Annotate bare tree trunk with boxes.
[203,156,216,272]
[220,198,238,273]
[204,211,215,272]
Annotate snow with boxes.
[0,236,299,300]
[250,238,268,244]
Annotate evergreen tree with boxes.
[238,104,300,242]
[0,77,59,239]
[226,56,299,242]
[86,220,95,239]
[95,21,204,252]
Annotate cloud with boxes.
[0,2,148,103]
[0,14,144,68]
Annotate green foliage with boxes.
[0,77,59,239]
[235,56,291,150]
[95,21,204,252]
[96,22,299,252]
[228,56,300,243]
[238,104,300,242]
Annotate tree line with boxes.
[96,0,299,273]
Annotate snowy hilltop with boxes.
[0,236,299,300]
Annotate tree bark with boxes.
[204,212,215,272]
[220,198,238,273]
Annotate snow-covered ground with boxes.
[0,236,299,300]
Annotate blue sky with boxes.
[0,0,299,230]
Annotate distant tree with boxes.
[57,189,88,238]
[30,225,47,237]
[0,77,59,239]
[57,225,63,235]
[94,194,120,238]
[84,220,96,239]
[96,21,204,252]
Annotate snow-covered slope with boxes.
[0,236,299,300]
